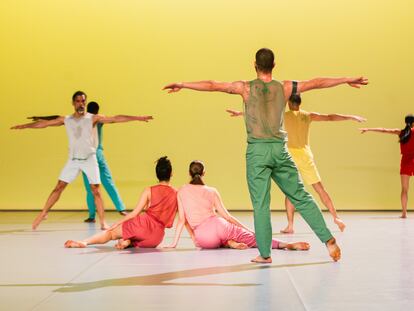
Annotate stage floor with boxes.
[0,211,412,311]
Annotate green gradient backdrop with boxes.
[0,0,413,210]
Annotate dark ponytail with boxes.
[189,160,205,185]
[399,114,414,144]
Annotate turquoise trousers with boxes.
[82,149,126,218]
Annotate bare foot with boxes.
[115,239,131,250]
[100,223,110,230]
[285,242,310,251]
[250,256,272,264]
[227,240,249,250]
[64,240,87,248]
[334,218,346,232]
[280,226,294,234]
[326,238,341,262]
[400,213,407,219]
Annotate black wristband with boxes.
[292,81,298,96]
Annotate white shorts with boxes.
[58,155,101,184]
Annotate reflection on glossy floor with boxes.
[0,211,413,311]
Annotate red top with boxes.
[146,184,178,228]
[400,128,414,156]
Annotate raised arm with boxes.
[213,189,253,233]
[310,112,366,123]
[359,128,401,135]
[108,188,150,231]
[283,77,368,99]
[164,195,186,248]
[93,114,153,125]
[11,116,65,129]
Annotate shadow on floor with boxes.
[0,261,331,291]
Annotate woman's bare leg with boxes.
[65,225,122,248]
[312,182,346,232]
[400,175,410,218]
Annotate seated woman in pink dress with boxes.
[166,160,310,253]
[65,156,181,249]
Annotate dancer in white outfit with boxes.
[11,91,153,230]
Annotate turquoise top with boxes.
[97,123,104,150]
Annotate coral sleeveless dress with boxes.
[122,185,177,247]
[400,129,414,176]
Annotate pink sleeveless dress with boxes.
[178,184,280,249]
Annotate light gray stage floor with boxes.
[0,211,413,311]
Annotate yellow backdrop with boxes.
[0,0,413,211]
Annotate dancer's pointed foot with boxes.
[64,240,87,248]
[400,213,407,219]
[32,212,47,230]
[115,239,131,249]
[334,218,346,232]
[285,242,310,251]
[326,238,341,262]
[280,226,294,234]
[227,240,249,250]
[250,256,272,264]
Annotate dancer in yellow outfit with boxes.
[227,93,366,234]
[280,94,365,233]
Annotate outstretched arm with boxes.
[213,190,253,233]
[163,80,247,98]
[310,113,366,122]
[11,116,65,129]
[225,109,244,117]
[93,114,153,125]
[27,115,61,121]
[164,195,186,248]
[359,128,401,135]
[283,77,368,99]
[108,188,150,231]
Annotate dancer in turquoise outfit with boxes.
[81,102,127,222]
[163,48,368,263]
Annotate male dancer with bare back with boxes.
[11,91,152,230]
[163,48,368,263]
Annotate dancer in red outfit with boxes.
[65,157,180,249]
[360,114,414,218]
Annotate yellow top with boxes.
[284,110,312,149]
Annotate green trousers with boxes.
[246,138,333,258]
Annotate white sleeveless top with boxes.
[64,113,96,160]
